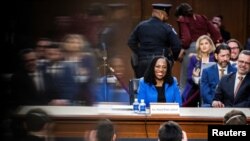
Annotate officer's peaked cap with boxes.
[152,3,172,14]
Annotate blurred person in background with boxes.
[95,56,129,104]
[61,34,97,105]
[211,15,231,42]
[10,48,47,107]
[75,2,108,68]
[105,3,132,59]
[40,43,74,106]
[10,49,49,141]
[34,38,52,66]
[226,38,243,67]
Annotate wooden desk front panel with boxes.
[54,120,148,138]
[16,106,250,139]
[52,116,223,139]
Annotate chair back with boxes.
[128,78,140,104]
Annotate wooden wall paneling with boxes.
[3,0,249,82]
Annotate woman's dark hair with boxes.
[144,56,173,85]
[175,3,193,17]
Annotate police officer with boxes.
[128,3,181,78]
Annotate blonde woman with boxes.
[182,35,216,107]
[60,34,98,105]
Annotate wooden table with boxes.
[16,105,250,139]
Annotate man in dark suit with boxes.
[11,48,48,107]
[200,44,237,107]
[212,50,250,107]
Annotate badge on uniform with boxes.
[171,27,177,35]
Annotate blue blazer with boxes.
[137,77,182,107]
[200,63,237,106]
[41,61,78,102]
[213,72,250,107]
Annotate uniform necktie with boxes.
[234,76,243,97]
[219,68,225,79]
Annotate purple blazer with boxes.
[182,53,215,101]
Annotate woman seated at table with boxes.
[137,56,182,107]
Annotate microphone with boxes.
[101,27,111,36]
[107,65,129,94]
[100,26,111,44]
[109,66,115,73]
[102,42,107,61]
[100,27,111,61]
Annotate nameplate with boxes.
[149,103,180,115]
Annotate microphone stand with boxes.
[100,42,129,102]
[107,66,129,95]
[101,42,108,102]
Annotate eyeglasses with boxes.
[238,60,250,65]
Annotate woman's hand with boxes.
[192,67,200,77]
